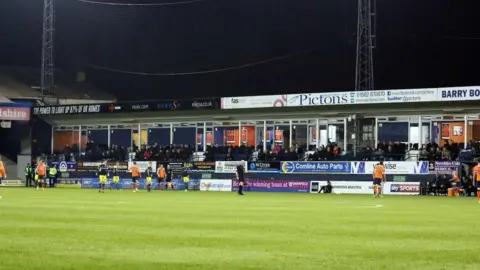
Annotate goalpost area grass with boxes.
[0,188,479,270]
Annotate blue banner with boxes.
[50,161,77,172]
[247,162,280,173]
[280,161,350,174]
[80,178,200,190]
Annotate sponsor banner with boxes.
[428,161,460,174]
[280,161,351,174]
[437,86,480,101]
[80,177,200,190]
[128,161,157,173]
[385,182,420,195]
[172,178,201,191]
[350,161,428,175]
[56,178,82,188]
[199,179,232,191]
[50,161,76,172]
[221,95,287,109]
[286,92,353,107]
[0,180,24,187]
[247,162,280,173]
[33,104,102,115]
[33,98,220,115]
[0,107,30,121]
[76,161,128,172]
[310,181,374,194]
[385,89,437,103]
[183,161,215,172]
[112,98,220,113]
[157,162,184,173]
[215,161,247,173]
[232,180,310,193]
[353,91,386,104]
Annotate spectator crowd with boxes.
[48,139,480,163]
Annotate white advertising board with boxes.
[384,89,437,103]
[350,161,429,175]
[310,181,420,195]
[221,95,287,109]
[287,92,354,107]
[437,86,480,101]
[199,179,232,192]
[215,161,247,173]
[310,181,374,194]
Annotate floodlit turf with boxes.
[0,188,480,270]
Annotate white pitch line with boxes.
[361,204,384,208]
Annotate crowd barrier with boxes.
[45,160,457,194]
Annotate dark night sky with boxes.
[0,0,479,101]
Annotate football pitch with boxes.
[0,188,479,270]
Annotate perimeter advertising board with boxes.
[280,161,351,174]
[199,179,232,191]
[428,161,460,174]
[128,161,157,173]
[350,161,429,175]
[247,162,280,173]
[309,181,419,195]
[215,161,247,173]
[232,180,309,193]
[77,161,128,172]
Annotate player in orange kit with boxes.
[129,162,141,192]
[472,162,480,203]
[373,160,386,198]
[0,159,5,199]
[36,160,47,191]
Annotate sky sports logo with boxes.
[390,184,420,193]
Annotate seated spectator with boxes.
[318,181,332,194]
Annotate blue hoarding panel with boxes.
[80,178,200,190]
[280,161,350,174]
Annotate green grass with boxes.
[0,188,480,270]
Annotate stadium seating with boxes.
[0,66,115,102]
[47,136,480,163]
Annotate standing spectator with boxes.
[25,163,34,187]
[48,164,58,188]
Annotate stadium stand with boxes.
[52,140,471,163]
[0,66,115,104]
[0,66,115,180]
